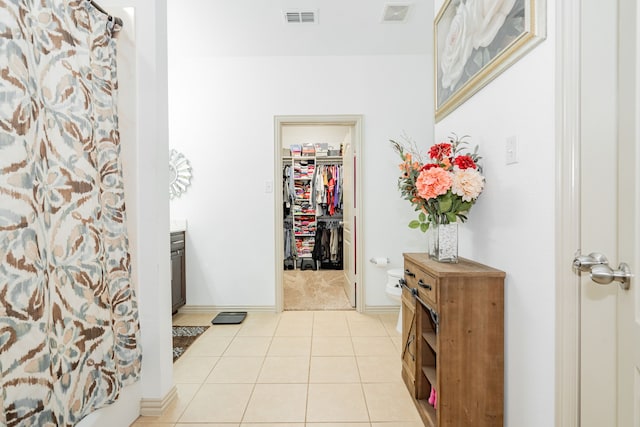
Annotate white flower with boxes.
[451,167,484,202]
[467,0,516,49]
[440,2,476,90]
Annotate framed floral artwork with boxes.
[434,0,546,122]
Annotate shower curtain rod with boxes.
[89,0,123,28]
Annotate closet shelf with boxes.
[316,156,343,163]
[283,153,344,271]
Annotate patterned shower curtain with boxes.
[0,1,141,426]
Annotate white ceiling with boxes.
[167,0,434,57]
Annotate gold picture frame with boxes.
[434,0,546,122]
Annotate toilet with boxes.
[385,268,404,333]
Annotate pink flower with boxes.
[416,167,452,200]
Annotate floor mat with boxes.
[172,325,209,362]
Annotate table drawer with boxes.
[404,260,437,306]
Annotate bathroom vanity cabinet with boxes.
[401,253,505,427]
[171,231,186,314]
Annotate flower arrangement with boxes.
[391,134,484,232]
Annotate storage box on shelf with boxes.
[401,253,505,427]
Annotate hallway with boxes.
[132,310,420,426]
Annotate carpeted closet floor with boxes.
[283,270,352,311]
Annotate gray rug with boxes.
[172,325,209,362]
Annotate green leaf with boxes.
[439,197,452,213]
[420,223,428,232]
[408,220,421,229]
[418,212,426,222]
[446,212,457,223]
[459,201,473,211]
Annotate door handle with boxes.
[572,252,608,272]
[590,263,632,290]
[573,252,632,290]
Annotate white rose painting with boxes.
[435,0,546,121]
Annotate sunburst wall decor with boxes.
[169,149,192,200]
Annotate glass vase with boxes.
[426,225,436,258]
[431,222,458,263]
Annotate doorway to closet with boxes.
[274,115,363,312]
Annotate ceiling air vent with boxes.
[284,10,318,24]
[382,3,411,23]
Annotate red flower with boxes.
[428,143,452,160]
[420,163,440,172]
[453,155,476,170]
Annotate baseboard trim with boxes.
[179,304,399,315]
[139,385,177,417]
[364,304,401,314]
[178,305,276,314]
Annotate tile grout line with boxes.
[238,312,284,424]
[172,314,228,425]
[303,311,314,424]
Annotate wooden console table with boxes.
[401,253,505,427]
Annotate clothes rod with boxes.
[89,0,123,28]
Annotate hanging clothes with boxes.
[283,219,296,259]
[312,220,343,270]
[0,1,141,426]
[283,164,295,216]
[313,163,343,217]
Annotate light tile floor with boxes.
[132,310,423,427]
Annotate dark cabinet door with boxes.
[171,250,185,313]
[170,231,186,314]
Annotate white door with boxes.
[342,128,356,307]
[614,1,640,424]
[578,0,639,425]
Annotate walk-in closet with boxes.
[280,123,354,311]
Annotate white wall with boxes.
[78,1,173,426]
[168,53,433,309]
[433,1,556,426]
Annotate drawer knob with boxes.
[418,279,432,291]
[404,269,415,278]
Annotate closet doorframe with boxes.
[274,115,364,312]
